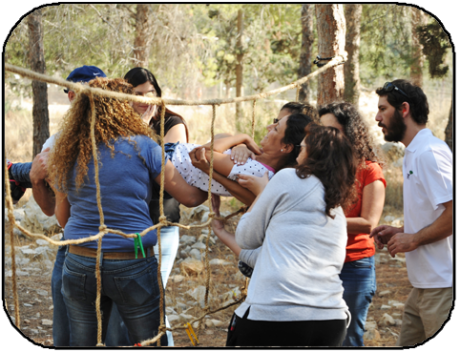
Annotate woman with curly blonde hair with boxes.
[48,77,206,346]
[319,102,386,347]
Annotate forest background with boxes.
[1,1,458,349]
[3,2,455,157]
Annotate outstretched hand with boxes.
[237,171,269,196]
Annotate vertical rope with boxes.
[296,86,300,102]
[88,91,105,226]
[88,91,106,347]
[196,104,217,342]
[251,100,256,140]
[157,100,167,346]
[4,156,20,328]
[95,237,104,346]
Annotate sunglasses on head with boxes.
[382,82,409,99]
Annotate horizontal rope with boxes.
[5,55,345,106]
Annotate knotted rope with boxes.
[4,54,347,346]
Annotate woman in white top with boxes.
[213,125,357,347]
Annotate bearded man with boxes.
[371,79,452,346]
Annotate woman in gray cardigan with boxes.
[213,125,357,347]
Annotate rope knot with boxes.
[158,324,167,334]
[158,215,168,225]
[99,225,107,232]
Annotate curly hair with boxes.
[318,102,384,167]
[296,125,357,218]
[48,77,155,192]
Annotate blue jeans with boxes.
[61,250,167,346]
[52,244,131,346]
[51,246,71,346]
[339,256,376,347]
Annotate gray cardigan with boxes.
[236,168,349,322]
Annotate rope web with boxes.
[4,56,346,347]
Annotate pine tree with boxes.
[28,8,50,157]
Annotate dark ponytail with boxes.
[280,113,315,168]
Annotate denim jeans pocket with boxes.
[347,257,374,269]
[114,264,159,306]
[62,260,87,302]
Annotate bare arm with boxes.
[54,190,70,228]
[346,180,385,234]
[30,148,55,216]
[210,195,242,256]
[164,124,187,144]
[201,134,260,154]
[156,159,207,207]
[209,170,256,206]
[190,148,256,205]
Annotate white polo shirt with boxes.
[403,128,453,288]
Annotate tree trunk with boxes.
[235,9,244,120]
[316,4,346,106]
[410,7,425,87]
[343,4,362,106]
[28,9,49,158]
[133,4,150,67]
[298,5,315,103]
[444,99,453,150]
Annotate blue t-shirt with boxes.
[64,135,163,251]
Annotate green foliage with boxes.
[193,4,302,92]
[5,3,452,106]
[359,5,412,85]
[416,19,451,78]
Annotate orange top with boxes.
[344,161,386,263]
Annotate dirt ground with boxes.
[4,204,415,348]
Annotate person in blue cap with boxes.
[8,66,130,347]
[8,65,107,201]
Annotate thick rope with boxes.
[88,89,105,226]
[196,104,217,343]
[95,237,104,347]
[5,57,345,107]
[87,89,107,346]
[157,100,167,346]
[4,155,21,328]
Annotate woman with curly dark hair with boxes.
[216,125,357,347]
[48,77,207,346]
[319,102,386,347]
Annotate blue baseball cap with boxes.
[63,65,106,93]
